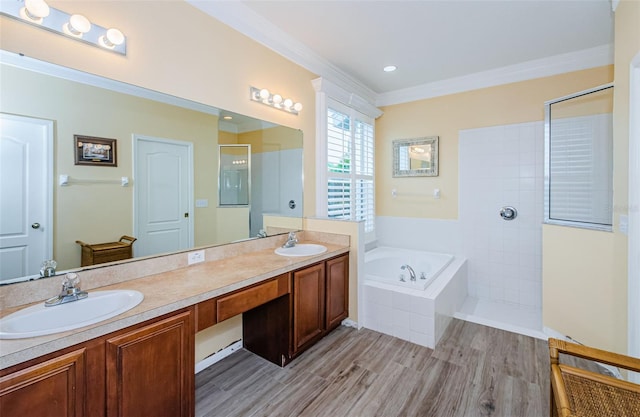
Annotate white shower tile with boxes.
[490,285,505,302]
[364,285,392,307]
[393,324,412,341]
[504,288,519,304]
[392,309,412,327]
[520,164,536,178]
[476,284,491,299]
[367,302,392,325]
[392,291,414,312]
[411,296,434,317]
[409,313,433,334]
[520,177,536,191]
[519,150,536,165]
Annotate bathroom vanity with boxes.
[0,239,349,417]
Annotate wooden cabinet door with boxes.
[325,254,349,332]
[292,263,325,354]
[105,310,194,417]
[0,349,86,417]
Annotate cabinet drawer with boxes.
[217,274,289,322]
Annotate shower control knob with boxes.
[500,206,518,221]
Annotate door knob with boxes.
[31,222,41,229]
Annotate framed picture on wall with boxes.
[74,135,117,167]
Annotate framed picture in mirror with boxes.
[393,136,438,177]
[75,135,117,167]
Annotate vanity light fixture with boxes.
[0,0,127,55]
[249,86,303,115]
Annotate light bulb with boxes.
[272,94,283,105]
[106,28,124,45]
[100,28,125,48]
[293,102,303,112]
[64,14,91,37]
[259,89,270,100]
[283,98,293,108]
[21,0,50,23]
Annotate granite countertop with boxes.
[0,241,349,370]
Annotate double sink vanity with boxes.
[0,232,350,417]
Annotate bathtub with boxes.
[362,246,467,348]
[364,247,453,290]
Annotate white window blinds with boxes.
[545,84,613,230]
[327,104,375,234]
[549,113,613,225]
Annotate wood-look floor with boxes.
[195,319,551,417]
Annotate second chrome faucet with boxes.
[401,264,416,281]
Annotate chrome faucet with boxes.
[401,264,416,281]
[45,273,88,307]
[40,259,57,277]
[281,231,298,248]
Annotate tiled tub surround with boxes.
[372,121,544,337]
[0,231,349,370]
[362,247,467,349]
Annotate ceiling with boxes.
[191,0,614,104]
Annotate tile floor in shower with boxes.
[455,296,546,339]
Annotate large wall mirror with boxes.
[0,52,303,284]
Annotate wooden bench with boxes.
[76,235,136,266]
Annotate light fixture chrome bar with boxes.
[0,0,126,55]
[249,86,302,115]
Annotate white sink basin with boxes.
[275,244,327,257]
[0,290,144,339]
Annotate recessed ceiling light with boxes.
[383,65,397,72]
[223,115,233,120]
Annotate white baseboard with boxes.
[195,340,243,374]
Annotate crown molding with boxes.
[186,1,613,108]
[186,0,378,106]
[376,44,614,107]
[312,78,383,119]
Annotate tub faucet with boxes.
[44,273,88,307]
[282,231,298,248]
[401,264,416,281]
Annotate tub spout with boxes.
[401,264,416,281]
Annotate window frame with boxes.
[316,94,377,243]
[544,83,614,232]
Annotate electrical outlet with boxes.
[187,250,205,265]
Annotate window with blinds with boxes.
[327,105,375,234]
[545,85,613,231]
